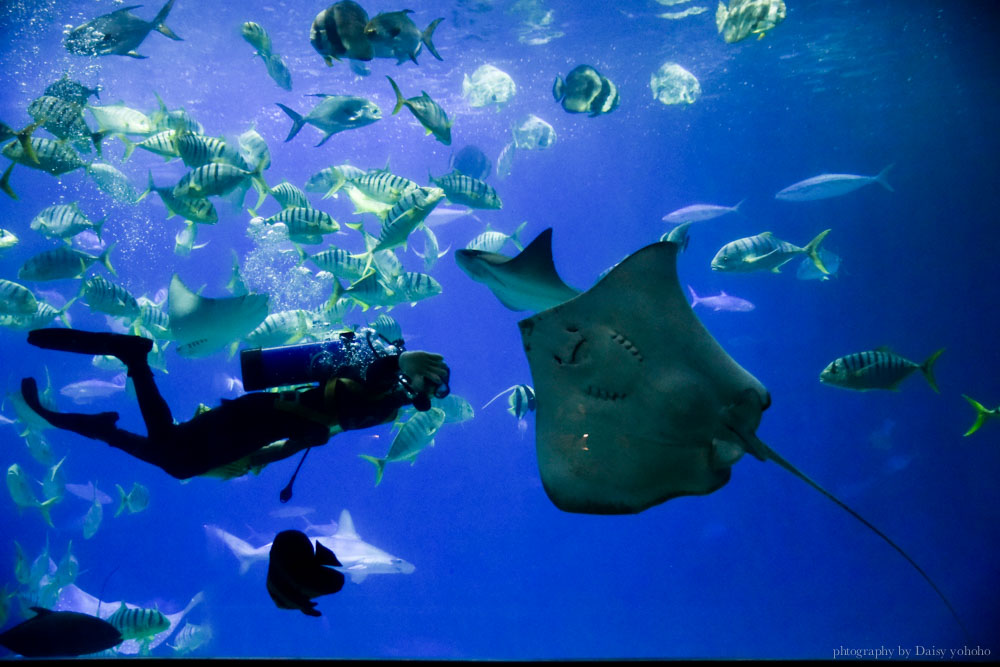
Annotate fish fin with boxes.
[0,162,16,200]
[962,395,993,437]
[482,385,518,410]
[276,104,305,142]
[125,51,148,59]
[386,76,405,115]
[804,228,831,274]
[919,348,945,394]
[874,163,895,192]
[358,454,386,485]
[153,0,182,40]
[422,18,444,61]
[114,483,127,518]
[100,242,117,277]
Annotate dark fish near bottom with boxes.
[0,608,122,657]
[267,529,345,617]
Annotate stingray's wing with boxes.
[167,274,268,357]
[455,228,580,312]
[518,239,769,515]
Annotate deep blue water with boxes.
[1,0,998,659]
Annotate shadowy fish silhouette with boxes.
[266,529,344,616]
[0,608,122,657]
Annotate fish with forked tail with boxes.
[820,347,944,393]
[365,10,443,64]
[711,229,830,274]
[65,0,182,58]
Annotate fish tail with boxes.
[919,348,945,394]
[804,228,831,275]
[387,76,405,115]
[552,76,564,102]
[324,278,345,315]
[732,198,746,214]
[422,18,444,62]
[205,525,266,575]
[94,216,107,242]
[874,163,895,193]
[276,103,305,143]
[16,121,40,166]
[510,220,527,251]
[92,130,108,159]
[687,285,701,307]
[0,162,16,200]
[961,394,992,436]
[153,0,182,41]
[38,496,59,528]
[100,242,117,277]
[121,135,136,161]
[358,454,387,486]
[114,483,127,518]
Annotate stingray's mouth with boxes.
[584,385,626,401]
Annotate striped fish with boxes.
[137,302,171,338]
[148,172,218,223]
[238,128,270,172]
[2,136,87,174]
[123,130,180,161]
[44,74,101,106]
[711,229,830,274]
[1,227,18,251]
[0,279,38,315]
[819,348,944,393]
[87,103,154,136]
[349,168,419,204]
[150,93,204,134]
[80,275,140,319]
[342,273,396,311]
[176,133,247,170]
[265,206,339,244]
[301,246,370,282]
[483,383,535,436]
[306,164,365,197]
[245,310,313,347]
[19,244,116,281]
[429,171,502,210]
[107,602,170,641]
[27,95,103,154]
[465,221,527,253]
[30,203,105,240]
[389,271,442,306]
[358,407,446,485]
[387,76,452,145]
[270,181,309,209]
[172,163,267,207]
[371,313,402,346]
[716,0,786,43]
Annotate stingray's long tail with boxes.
[761,443,971,642]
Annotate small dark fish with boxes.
[553,65,620,117]
[0,607,122,657]
[365,10,443,65]
[266,529,344,617]
[310,1,374,65]
[44,74,101,105]
[450,145,491,180]
[64,0,182,58]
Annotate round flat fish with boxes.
[512,114,556,150]
[650,62,701,105]
[553,65,619,116]
[310,0,373,64]
[450,145,492,180]
[463,64,516,108]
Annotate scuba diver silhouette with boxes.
[20,328,449,494]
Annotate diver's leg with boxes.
[20,377,120,440]
[26,328,174,437]
[27,328,153,368]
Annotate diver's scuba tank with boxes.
[240,339,350,391]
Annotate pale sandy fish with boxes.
[662,200,743,224]
[775,164,894,201]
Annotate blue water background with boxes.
[1,0,998,659]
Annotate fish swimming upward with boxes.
[775,164,895,201]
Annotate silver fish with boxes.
[775,165,894,201]
[64,0,182,58]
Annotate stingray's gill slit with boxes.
[610,330,643,362]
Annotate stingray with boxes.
[517,237,967,636]
[167,273,269,358]
[454,227,580,312]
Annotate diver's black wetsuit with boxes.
[21,328,412,479]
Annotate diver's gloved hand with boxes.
[399,351,448,395]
